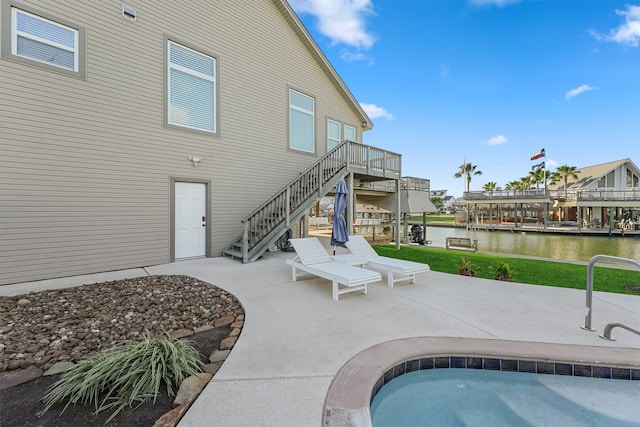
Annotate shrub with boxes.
[41,331,202,423]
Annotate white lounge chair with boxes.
[286,238,382,301]
[340,236,430,288]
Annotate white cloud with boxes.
[484,135,508,145]
[340,50,373,64]
[589,5,640,47]
[290,0,376,49]
[565,84,595,100]
[360,103,394,120]
[468,0,521,7]
[545,159,558,168]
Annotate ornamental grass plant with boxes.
[40,331,202,424]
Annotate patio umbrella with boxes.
[330,177,349,255]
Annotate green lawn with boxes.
[372,244,640,295]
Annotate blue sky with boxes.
[289,0,640,197]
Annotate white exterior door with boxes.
[175,182,206,259]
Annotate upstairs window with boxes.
[597,171,615,188]
[327,119,341,150]
[1,1,86,77]
[167,39,217,134]
[289,89,315,152]
[627,168,639,188]
[344,125,356,142]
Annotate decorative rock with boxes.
[171,329,194,339]
[220,336,237,350]
[208,350,230,363]
[0,275,243,379]
[230,320,244,328]
[0,366,42,391]
[229,328,241,337]
[153,399,193,427]
[201,362,223,376]
[193,325,213,333]
[44,361,76,376]
[172,373,212,407]
[214,316,234,328]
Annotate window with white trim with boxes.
[289,89,315,152]
[1,1,86,77]
[327,119,341,151]
[167,40,216,133]
[344,125,356,142]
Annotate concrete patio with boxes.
[2,240,639,426]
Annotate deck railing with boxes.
[464,188,640,202]
[223,141,401,262]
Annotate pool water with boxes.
[370,369,640,426]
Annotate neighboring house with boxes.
[0,0,377,285]
[463,158,640,229]
[547,158,640,225]
[442,195,456,212]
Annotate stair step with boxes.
[222,249,244,260]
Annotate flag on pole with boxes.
[532,161,545,171]
[530,148,545,160]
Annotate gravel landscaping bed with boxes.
[0,275,244,426]
[0,275,242,373]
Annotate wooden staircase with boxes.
[222,140,401,262]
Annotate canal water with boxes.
[422,226,640,262]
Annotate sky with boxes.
[289,0,640,197]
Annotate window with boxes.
[344,125,356,142]
[1,1,86,77]
[627,168,639,188]
[327,120,341,150]
[289,89,314,152]
[597,171,615,188]
[166,39,217,134]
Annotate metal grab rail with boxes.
[600,322,640,341]
[581,254,640,331]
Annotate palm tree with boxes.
[482,181,500,226]
[454,162,483,193]
[553,165,580,198]
[482,181,500,193]
[529,169,545,192]
[520,175,533,193]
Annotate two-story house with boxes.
[0,0,402,286]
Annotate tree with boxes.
[482,181,500,193]
[520,175,533,193]
[430,196,444,211]
[553,165,580,198]
[482,182,500,225]
[529,169,545,192]
[454,162,483,193]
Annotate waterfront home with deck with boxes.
[462,158,640,233]
[0,0,401,286]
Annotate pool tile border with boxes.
[371,355,640,404]
[323,337,640,427]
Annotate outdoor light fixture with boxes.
[187,156,202,167]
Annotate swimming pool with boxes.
[370,368,640,426]
[323,338,640,427]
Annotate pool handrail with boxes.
[600,322,640,341]
[581,254,640,332]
